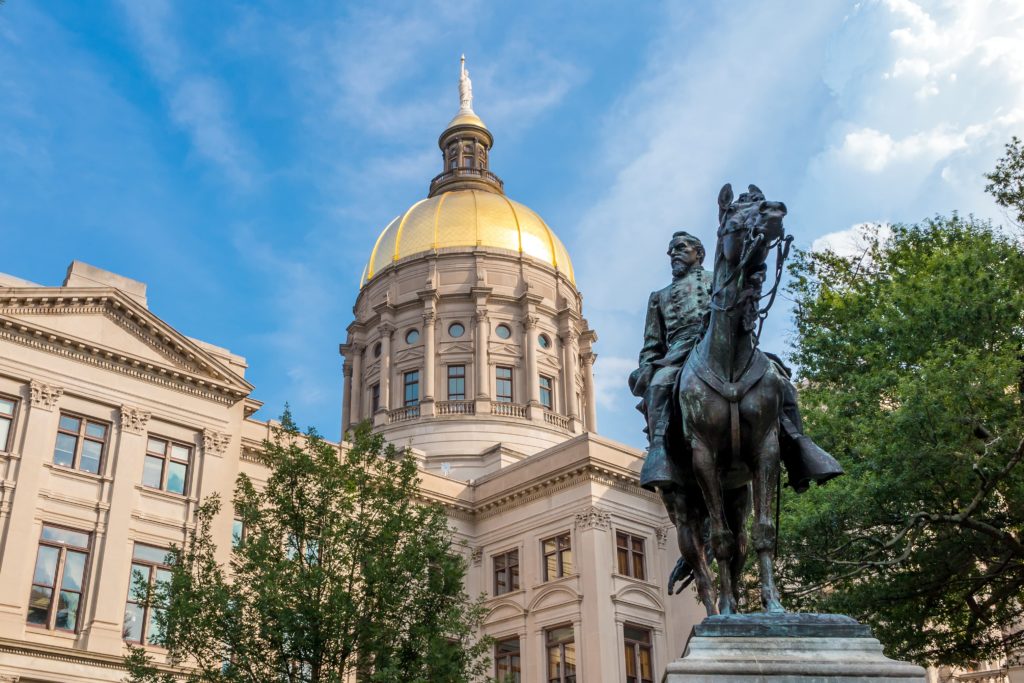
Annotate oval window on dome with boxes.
[373,342,382,358]
[405,329,420,344]
[495,324,512,340]
[448,322,465,338]
[538,333,551,349]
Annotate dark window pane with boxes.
[617,547,629,574]
[55,591,80,631]
[448,323,464,338]
[58,415,80,432]
[33,546,60,585]
[147,606,164,644]
[53,433,76,467]
[634,554,645,580]
[41,526,90,548]
[27,586,52,625]
[61,551,87,591]
[123,602,144,641]
[166,461,187,494]
[545,554,558,580]
[85,422,106,439]
[562,549,573,575]
[80,439,102,473]
[232,519,244,548]
[142,455,164,488]
[129,563,151,601]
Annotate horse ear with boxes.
[748,184,763,197]
[718,183,733,210]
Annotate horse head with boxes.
[718,183,787,245]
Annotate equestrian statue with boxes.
[629,183,843,616]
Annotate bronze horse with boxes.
[668,183,790,616]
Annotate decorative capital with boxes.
[470,546,483,566]
[473,309,489,325]
[422,311,436,326]
[202,428,231,457]
[522,315,539,330]
[581,351,597,367]
[378,322,395,336]
[656,524,673,549]
[120,405,151,435]
[574,505,611,531]
[29,380,63,411]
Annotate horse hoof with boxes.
[764,600,785,614]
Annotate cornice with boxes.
[0,636,186,678]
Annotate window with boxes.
[373,342,382,358]
[448,322,465,338]
[495,323,512,339]
[53,413,108,475]
[370,383,380,413]
[447,365,466,401]
[405,329,420,344]
[616,532,646,580]
[540,375,554,410]
[624,624,654,683]
[465,155,476,169]
[403,371,420,407]
[493,549,519,595]
[496,366,513,403]
[495,637,521,682]
[143,437,192,495]
[542,533,573,581]
[28,525,90,632]
[124,544,172,645]
[538,333,551,349]
[0,396,16,451]
[231,519,245,548]
[546,625,576,683]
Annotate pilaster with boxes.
[581,351,598,433]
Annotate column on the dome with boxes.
[561,326,580,429]
[523,315,541,420]
[349,343,363,426]
[473,308,490,411]
[341,361,352,433]
[376,323,393,426]
[421,310,436,417]
[582,351,598,433]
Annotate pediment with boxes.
[488,342,521,357]
[439,341,473,355]
[538,354,562,371]
[484,600,526,625]
[0,288,252,402]
[394,346,424,363]
[613,585,664,612]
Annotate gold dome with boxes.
[361,189,575,286]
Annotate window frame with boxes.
[623,623,654,683]
[492,548,520,596]
[0,394,18,452]
[123,543,173,646]
[616,531,647,580]
[539,375,554,410]
[370,383,380,413]
[142,435,193,496]
[447,365,466,401]
[545,625,577,683]
[495,636,521,682]
[27,524,91,633]
[495,366,514,403]
[53,412,109,475]
[542,532,573,581]
[403,370,420,407]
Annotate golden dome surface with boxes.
[361,189,575,286]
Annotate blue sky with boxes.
[2,1,1022,449]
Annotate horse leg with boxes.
[691,437,737,615]
[679,495,717,616]
[752,428,784,613]
[723,484,752,609]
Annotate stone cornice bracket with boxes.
[202,428,230,457]
[471,546,483,566]
[29,380,63,411]
[575,505,611,531]
[656,524,673,549]
[119,405,152,435]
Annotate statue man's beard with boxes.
[672,262,694,279]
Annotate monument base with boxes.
[664,613,926,683]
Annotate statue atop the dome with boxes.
[459,54,473,111]
[628,186,843,616]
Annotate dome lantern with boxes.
[428,56,504,197]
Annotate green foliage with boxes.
[986,136,1024,227]
[780,216,1024,665]
[125,414,490,683]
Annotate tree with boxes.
[778,215,1024,666]
[986,136,1024,227]
[125,415,489,683]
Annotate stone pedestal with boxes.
[664,614,926,683]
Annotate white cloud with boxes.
[811,222,892,258]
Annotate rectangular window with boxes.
[542,533,573,581]
[447,365,466,401]
[232,519,245,549]
[539,375,554,410]
[27,525,90,632]
[53,413,108,475]
[143,437,192,495]
[370,383,380,413]
[493,549,519,595]
[404,371,420,407]
[546,625,576,683]
[495,366,513,403]
[624,624,654,683]
[495,637,521,682]
[123,544,172,645]
[616,532,646,580]
[0,396,16,451]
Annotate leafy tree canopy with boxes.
[987,136,1024,227]
[126,415,489,683]
[779,215,1024,666]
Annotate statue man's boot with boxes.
[778,387,844,493]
